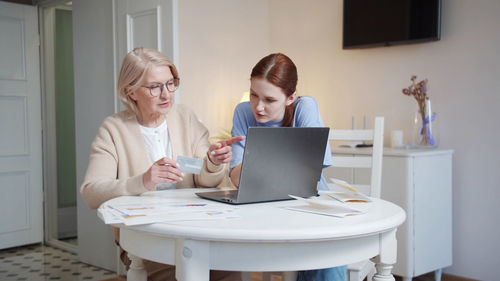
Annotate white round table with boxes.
[102,188,405,281]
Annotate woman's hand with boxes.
[208,136,245,165]
[143,157,183,190]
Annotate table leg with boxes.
[371,229,397,281]
[175,238,210,281]
[241,272,252,281]
[372,263,395,281]
[435,269,442,281]
[282,271,298,281]
[127,254,147,281]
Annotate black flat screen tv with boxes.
[343,0,441,49]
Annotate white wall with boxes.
[178,0,500,280]
[266,0,499,280]
[73,0,117,271]
[71,0,499,279]
[177,0,270,135]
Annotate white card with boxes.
[177,155,203,174]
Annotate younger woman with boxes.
[229,53,346,281]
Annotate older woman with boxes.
[80,47,242,281]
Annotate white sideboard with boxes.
[324,147,453,281]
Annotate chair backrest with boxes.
[328,117,384,198]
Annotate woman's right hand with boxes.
[143,157,183,190]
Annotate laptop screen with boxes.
[235,127,329,203]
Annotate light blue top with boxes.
[230,96,332,190]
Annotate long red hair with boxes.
[250,53,298,127]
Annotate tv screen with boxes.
[343,0,441,49]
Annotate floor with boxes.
[248,272,438,281]
[0,243,117,281]
[0,243,456,281]
[60,237,78,246]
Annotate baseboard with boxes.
[442,273,480,281]
[411,272,480,281]
[252,272,480,281]
[395,272,480,281]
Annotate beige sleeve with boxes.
[79,122,148,209]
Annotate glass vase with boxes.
[411,99,439,148]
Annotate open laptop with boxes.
[196,127,329,204]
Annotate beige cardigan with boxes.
[80,104,226,209]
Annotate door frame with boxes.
[39,0,77,254]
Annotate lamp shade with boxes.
[240,91,250,103]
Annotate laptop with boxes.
[196,127,329,204]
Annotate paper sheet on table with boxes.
[118,209,240,226]
[285,195,364,218]
[326,191,372,203]
[111,201,219,216]
[98,196,239,225]
[98,207,123,224]
[328,178,372,203]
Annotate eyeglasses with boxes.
[142,78,180,97]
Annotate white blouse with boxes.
[139,120,175,190]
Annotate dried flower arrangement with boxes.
[402,75,436,146]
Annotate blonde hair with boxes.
[117,47,179,114]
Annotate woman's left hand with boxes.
[208,136,245,165]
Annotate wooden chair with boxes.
[328,116,384,281]
[261,117,384,281]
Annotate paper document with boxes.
[285,195,364,218]
[328,178,372,203]
[98,196,239,226]
[329,178,359,193]
[327,192,371,203]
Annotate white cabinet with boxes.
[324,148,453,281]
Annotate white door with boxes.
[74,0,177,272]
[115,0,179,110]
[0,1,43,249]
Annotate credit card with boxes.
[177,155,204,175]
